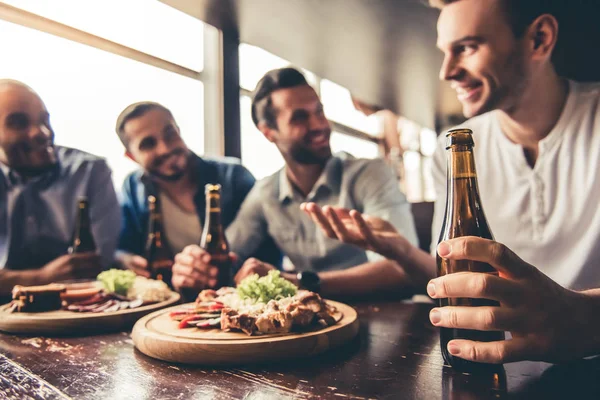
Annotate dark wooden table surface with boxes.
[1,300,599,400]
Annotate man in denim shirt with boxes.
[171,69,419,298]
[116,102,280,289]
[0,80,120,296]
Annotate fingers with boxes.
[182,244,209,260]
[323,206,352,242]
[130,255,148,269]
[427,272,523,305]
[349,210,378,250]
[303,202,337,239]
[174,251,211,273]
[172,273,216,291]
[429,306,520,331]
[229,252,239,264]
[124,255,150,277]
[172,263,218,289]
[437,237,535,278]
[234,258,269,285]
[446,337,532,364]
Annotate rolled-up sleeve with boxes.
[352,159,418,262]
[87,160,121,268]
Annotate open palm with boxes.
[302,203,410,260]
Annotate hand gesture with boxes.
[301,202,412,260]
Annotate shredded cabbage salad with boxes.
[237,270,297,303]
[97,269,137,296]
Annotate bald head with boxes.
[0,79,56,175]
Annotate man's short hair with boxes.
[251,67,309,129]
[429,0,559,38]
[115,102,173,148]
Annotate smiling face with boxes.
[0,82,57,176]
[123,108,191,182]
[436,0,531,118]
[262,85,332,165]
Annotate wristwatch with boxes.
[296,271,321,293]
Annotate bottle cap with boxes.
[205,184,222,194]
[446,128,474,149]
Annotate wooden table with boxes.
[1,300,599,399]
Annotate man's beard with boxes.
[8,135,57,178]
[289,145,331,165]
[148,147,189,182]
[476,49,529,117]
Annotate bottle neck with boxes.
[204,194,223,231]
[148,202,164,233]
[447,145,478,180]
[445,146,482,204]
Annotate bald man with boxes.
[0,80,120,296]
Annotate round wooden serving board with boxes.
[132,300,359,365]
[0,292,180,336]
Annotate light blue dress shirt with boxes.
[0,146,120,270]
[227,152,418,272]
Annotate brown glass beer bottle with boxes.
[68,197,96,254]
[200,184,232,288]
[145,195,174,284]
[437,128,505,370]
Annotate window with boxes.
[398,120,438,202]
[330,132,379,159]
[240,95,284,180]
[1,0,204,71]
[239,44,317,91]
[0,2,207,188]
[320,79,381,136]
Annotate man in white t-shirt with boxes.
[303,0,600,364]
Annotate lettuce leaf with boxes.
[97,269,137,296]
[237,270,297,303]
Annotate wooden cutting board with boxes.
[132,300,359,365]
[0,292,180,336]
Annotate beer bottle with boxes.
[68,197,96,254]
[437,128,505,371]
[145,195,174,284]
[200,184,232,288]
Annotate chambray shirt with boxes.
[227,152,418,272]
[118,153,282,267]
[0,146,120,270]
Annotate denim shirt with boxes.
[118,153,282,266]
[0,146,120,270]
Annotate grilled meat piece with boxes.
[11,284,66,312]
[221,307,258,335]
[255,309,293,334]
[284,302,315,327]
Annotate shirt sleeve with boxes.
[230,163,256,219]
[430,135,448,255]
[86,160,121,268]
[352,158,419,262]
[225,184,271,269]
[117,175,145,256]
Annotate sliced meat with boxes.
[284,303,315,327]
[255,310,293,334]
[220,307,258,335]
